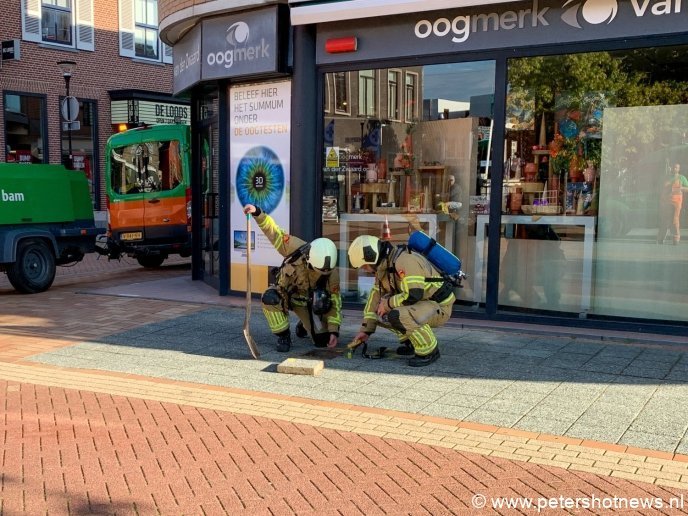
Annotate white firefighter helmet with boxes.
[348,235,380,269]
[308,238,337,271]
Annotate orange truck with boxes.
[103,124,192,267]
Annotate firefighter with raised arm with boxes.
[347,235,456,366]
[243,204,342,352]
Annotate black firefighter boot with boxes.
[395,340,414,356]
[295,321,309,338]
[276,330,291,352]
[408,348,440,367]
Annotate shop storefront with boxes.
[167,5,292,293]
[292,0,688,331]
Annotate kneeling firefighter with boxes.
[243,204,342,352]
[347,235,456,367]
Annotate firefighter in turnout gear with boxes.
[347,235,456,367]
[243,204,342,352]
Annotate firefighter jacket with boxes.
[254,211,342,333]
[359,246,451,334]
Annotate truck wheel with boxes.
[7,240,56,294]
[137,255,165,268]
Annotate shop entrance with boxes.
[197,92,220,287]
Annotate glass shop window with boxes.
[322,61,496,305]
[4,93,46,164]
[501,46,688,322]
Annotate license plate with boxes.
[120,232,143,241]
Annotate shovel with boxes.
[242,213,260,359]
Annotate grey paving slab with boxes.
[596,347,643,359]
[622,367,670,380]
[636,350,682,363]
[493,389,551,405]
[365,375,426,388]
[559,341,606,355]
[574,412,637,430]
[464,409,524,428]
[630,414,688,438]
[653,384,688,400]
[422,403,475,420]
[25,306,688,455]
[565,424,627,444]
[526,404,589,421]
[582,401,645,418]
[435,392,491,409]
[510,348,558,358]
[543,353,594,369]
[479,398,539,416]
[675,440,688,455]
[374,398,431,412]
[579,361,630,375]
[619,430,681,453]
[515,416,574,435]
[395,388,450,404]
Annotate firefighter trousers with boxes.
[379,294,455,356]
[262,299,329,343]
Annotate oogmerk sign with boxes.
[316,0,687,63]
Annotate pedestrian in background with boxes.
[657,162,688,245]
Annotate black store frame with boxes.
[313,28,688,335]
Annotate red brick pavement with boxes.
[2,380,687,515]
[0,253,191,294]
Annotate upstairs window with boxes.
[21,0,94,51]
[135,0,158,59]
[42,0,72,45]
[119,0,172,63]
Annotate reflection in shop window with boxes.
[110,140,182,195]
[405,72,418,121]
[503,47,688,322]
[358,70,376,117]
[334,72,349,114]
[322,62,496,305]
[388,70,400,121]
[323,74,331,113]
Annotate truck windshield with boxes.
[110,140,182,195]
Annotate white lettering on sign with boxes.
[206,34,270,70]
[174,47,201,77]
[415,0,684,44]
[1,190,25,202]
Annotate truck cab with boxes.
[104,124,192,267]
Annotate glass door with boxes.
[197,91,220,285]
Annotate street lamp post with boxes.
[57,60,77,169]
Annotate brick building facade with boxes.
[1,0,179,211]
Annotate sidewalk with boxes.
[2,255,688,512]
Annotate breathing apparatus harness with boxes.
[273,243,333,330]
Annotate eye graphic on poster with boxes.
[235,146,285,214]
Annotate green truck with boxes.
[0,163,104,293]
